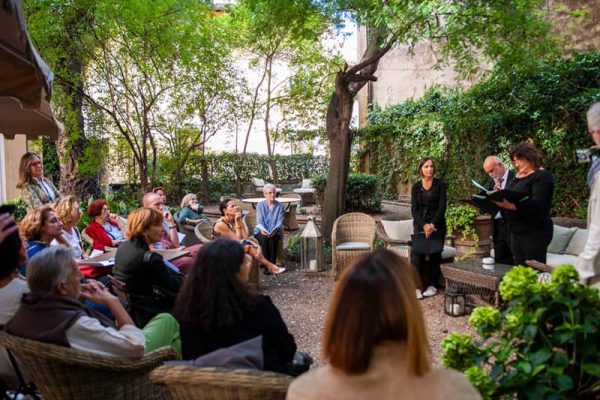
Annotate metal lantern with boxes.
[300,216,323,273]
[444,285,466,317]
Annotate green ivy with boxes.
[357,52,600,217]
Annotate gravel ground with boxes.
[260,262,475,368]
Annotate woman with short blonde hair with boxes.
[51,195,86,261]
[287,249,480,400]
[178,193,209,225]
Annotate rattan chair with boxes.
[0,332,178,400]
[149,365,293,400]
[280,193,301,231]
[173,210,202,247]
[331,213,376,280]
[194,220,213,243]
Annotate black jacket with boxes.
[114,237,182,326]
[179,294,297,374]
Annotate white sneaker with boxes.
[422,286,438,297]
[416,289,424,300]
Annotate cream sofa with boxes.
[545,224,588,267]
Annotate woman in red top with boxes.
[85,200,126,252]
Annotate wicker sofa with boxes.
[543,217,588,268]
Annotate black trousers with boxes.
[411,252,442,289]
[255,232,281,264]
[510,228,549,266]
[493,218,514,265]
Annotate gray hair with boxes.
[263,183,277,194]
[587,102,600,131]
[27,246,76,294]
[180,193,197,209]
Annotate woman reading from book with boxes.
[491,143,554,265]
[411,157,447,299]
[213,198,285,275]
[254,184,284,267]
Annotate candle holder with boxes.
[300,216,323,273]
[444,284,466,317]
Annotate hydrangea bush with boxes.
[442,265,600,399]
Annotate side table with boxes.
[441,259,513,309]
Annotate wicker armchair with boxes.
[332,213,376,280]
[173,210,202,247]
[149,365,293,400]
[280,193,301,231]
[0,332,178,400]
[194,220,213,243]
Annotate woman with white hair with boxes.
[576,102,600,287]
[254,183,285,269]
[178,193,209,225]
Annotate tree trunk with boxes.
[321,73,354,240]
[56,58,102,200]
[201,157,210,204]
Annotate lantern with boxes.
[300,216,323,273]
[444,285,466,317]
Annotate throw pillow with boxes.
[380,219,413,241]
[565,228,588,256]
[165,335,264,370]
[547,225,577,254]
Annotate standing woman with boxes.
[16,152,60,210]
[411,157,447,299]
[254,183,284,265]
[492,143,554,265]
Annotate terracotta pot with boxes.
[454,215,493,258]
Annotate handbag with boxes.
[411,230,444,255]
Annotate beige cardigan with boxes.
[286,342,481,400]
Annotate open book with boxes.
[471,179,529,203]
[256,224,280,236]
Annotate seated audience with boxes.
[142,192,202,274]
[287,249,480,400]
[6,246,180,357]
[114,208,183,327]
[153,187,170,212]
[0,213,29,388]
[178,193,209,225]
[213,198,284,275]
[254,184,284,265]
[52,195,86,259]
[85,199,126,253]
[174,239,296,374]
[19,205,64,275]
[16,152,60,210]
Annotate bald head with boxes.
[483,156,506,180]
[142,192,163,211]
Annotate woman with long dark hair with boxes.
[174,239,296,374]
[287,249,479,399]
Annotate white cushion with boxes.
[301,179,313,189]
[547,225,577,254]
[293,188,315,194]
[336,241,371,250]
[546,253,578,268]
[565,228,588,256]
[251,178,265,187]
[441,245,456,260]
[380,219,414,241]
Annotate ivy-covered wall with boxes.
[358,52,600,218]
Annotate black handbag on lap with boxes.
[411,231,444,255]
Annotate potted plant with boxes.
[442,265,600,399]
[446,203,492,258]
[285,234,302,262]
[311,173,327,211]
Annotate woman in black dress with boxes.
[173,238,297,374]
[492,143,554,265]
[411,157,447,299]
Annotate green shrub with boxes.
[442,265,600,399]
[208,178,235,203]
[4,198,27,221]
[311,173,382,213]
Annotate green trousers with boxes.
[143,312,181,355]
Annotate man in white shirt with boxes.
[6,246,180,356]
[576,103,600,288]
[482,156,515,265]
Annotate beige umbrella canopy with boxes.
[0,0,62,139]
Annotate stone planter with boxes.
[453,215,493,259]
